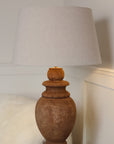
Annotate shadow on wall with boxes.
[95,19,112,67]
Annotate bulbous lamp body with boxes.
[35,67,76,144]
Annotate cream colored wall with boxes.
[84,68,114,144]
[86,84,114,144]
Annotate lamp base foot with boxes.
[44,141,67,144]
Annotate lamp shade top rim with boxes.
[20,6,92,11]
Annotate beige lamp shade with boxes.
[15,7,101,66]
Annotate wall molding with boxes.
[0,65,113,90]
[85,66,114,90]
[83,67,114,144]
[0,65,49,75]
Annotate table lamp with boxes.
[15,7,101,144]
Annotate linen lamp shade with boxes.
[15,7,101,66]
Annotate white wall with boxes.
[84,68,114,144]
[86,84,114,144]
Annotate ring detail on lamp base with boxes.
[35,67,76,144]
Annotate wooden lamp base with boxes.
[35,67,76,144]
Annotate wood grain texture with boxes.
[35,67,76,144]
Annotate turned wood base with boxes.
[44,141,67,144]
[35,67,76,144]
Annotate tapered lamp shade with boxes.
[15,7,101,66]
